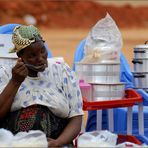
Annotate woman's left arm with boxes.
[48,115,82,147]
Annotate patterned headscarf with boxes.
[10,25,43,53]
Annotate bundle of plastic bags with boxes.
[0,128,48,147]
[77,130,147,147]
[81,13,123,64]
[77,130,117,147]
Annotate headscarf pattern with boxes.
[10,25,42,53]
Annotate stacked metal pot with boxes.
[75,62,125,102]
[132,41,148,93]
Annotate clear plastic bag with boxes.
[77,130,117,147]
[0,128,14,147]
[81,13,123,64]
[0,129,48,147]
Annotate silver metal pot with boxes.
[132,58,148,72]
[133,72,148,88]
[134,41,148,59]
[75,62,120,83]
[90,83,125,102]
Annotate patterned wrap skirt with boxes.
[0,105,69,139]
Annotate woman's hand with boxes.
[11,58,28,83]
[47,116,82,147]
[47,137,61,147]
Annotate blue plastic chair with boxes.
[0,24,20,34]
[0,24,52,58]
[73,39,148,136]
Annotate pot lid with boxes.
[133,57,148,60]
[75,61,120,65]
[88,82,126,85]
[132,71,148,74]
[134,40,148,49]
[134,44,148,49]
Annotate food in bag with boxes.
[81,13,123,64]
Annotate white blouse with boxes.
[0,61,84,118]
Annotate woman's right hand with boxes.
[11,58,28,83]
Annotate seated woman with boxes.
[0,25,83,147]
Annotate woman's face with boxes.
[21,40,48,72]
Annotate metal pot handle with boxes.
[132,59,143,64]
[145,40,148,44]
[134,50,145,53]
[133,74,146,78]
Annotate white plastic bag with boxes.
[0,128,14,147]
[81,13,123,64]
[12,130,48,147]
[0,129,48,147]
[77,130,117,147]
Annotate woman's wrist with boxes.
[9,78,22,86]
[55,139,63,146]
[47,137,63,147]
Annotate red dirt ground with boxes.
[0,0,148,29]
